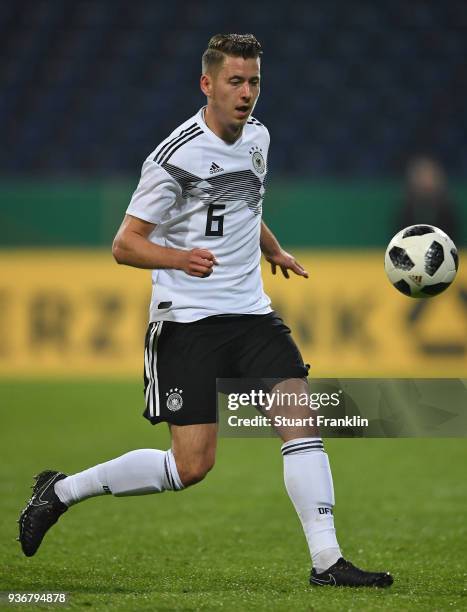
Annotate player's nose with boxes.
[240,83,252,100]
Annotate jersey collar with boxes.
[197,107,244,148]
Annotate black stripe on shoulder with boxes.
[247,117,263,126]
[159,129,203,165]
[154,123,199,164]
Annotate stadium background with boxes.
[1,0,466,378]
[1,2,466,610]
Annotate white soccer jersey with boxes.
[127,107,272,323]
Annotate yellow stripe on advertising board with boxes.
[263,251,466,377]
[0,250,465,377]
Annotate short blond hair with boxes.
[202,33,262,74]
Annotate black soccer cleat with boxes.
[18,470,68,557]
[310,557,393,587]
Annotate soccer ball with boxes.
[384,225,459,298]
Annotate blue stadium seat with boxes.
[1,0,466,176]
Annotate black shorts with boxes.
[142,311,309,426]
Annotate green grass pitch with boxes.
[1,380,466,611]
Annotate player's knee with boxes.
[178,455,215,487]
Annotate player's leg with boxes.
[55,425,217,503]
[18,319,222,556]
[236,312,392,587]
[265,376,343,576]
[18,424,217,557]
[271,379,392,587]
[170,423,217,486]
[56,421,217,498]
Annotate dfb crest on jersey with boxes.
[166,388,183,412]
[250,146,265,174]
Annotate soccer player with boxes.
[18,34,393,588]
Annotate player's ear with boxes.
[200,73,212,97]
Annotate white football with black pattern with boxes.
[384,225,458,298]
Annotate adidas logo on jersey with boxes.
[209,162,224,174]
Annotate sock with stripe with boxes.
[54,448,183,506]
[282,437,342,573]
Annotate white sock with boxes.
[282,437,342,573]
[54,448,183,506]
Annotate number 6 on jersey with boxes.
[205,204,225,236]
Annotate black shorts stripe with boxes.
[143,322,163,419]
[144,323,157,416]
[150,322,163,417]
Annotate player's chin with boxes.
[232,117,249,131]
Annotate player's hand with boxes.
[265,249,308,279]
[181,248,218,278]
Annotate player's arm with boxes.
[112,214,217,278]
[260,221,308,279]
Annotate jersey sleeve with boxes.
[126,159,182,225]
[262,125,270,153]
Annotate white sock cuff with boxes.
[165,449,184,491]
[281,437,324,456]
[309,527,340,556]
